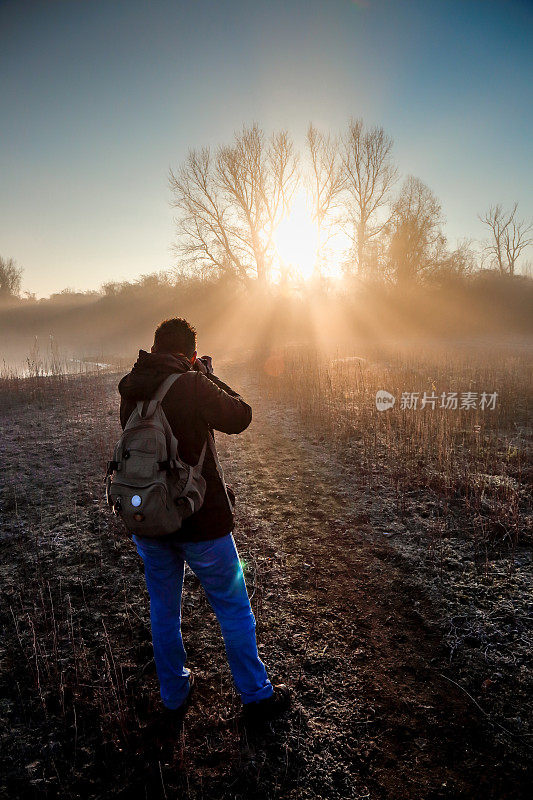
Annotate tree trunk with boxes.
[357,221,366,276]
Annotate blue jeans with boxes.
[133,532,273,710]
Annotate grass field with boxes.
[260,339,532,547]
[0,340,531,799]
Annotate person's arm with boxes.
[206,372,244,398]
[195,371,252,434]
[118,375,133,429]
[194,356,245,400]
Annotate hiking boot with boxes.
[163,674,195,723]
[139,676,194,759]
[243,684,290,724]
[145,675,195,737]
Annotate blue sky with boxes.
[1,0,532,296]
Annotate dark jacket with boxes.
[118,350,252,541]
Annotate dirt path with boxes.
[0,370,529,799]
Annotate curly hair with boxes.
[153,317,197,357]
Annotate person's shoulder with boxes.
[118,372,131,396]
[193,371,220,393]
[166,370,209,399]
[166,370,197,390]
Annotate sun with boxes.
[273,191,318,281]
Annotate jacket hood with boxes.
[118,349,192,401]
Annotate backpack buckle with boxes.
[158,459,179,471]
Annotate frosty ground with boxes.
[0,367,531,799]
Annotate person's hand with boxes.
[197,355,214,375]
[193,357,207,374]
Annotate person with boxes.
[118,317,290,724]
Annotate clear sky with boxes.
[1,0,532,296]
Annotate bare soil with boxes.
[0,368,531,799]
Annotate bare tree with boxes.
[170,124,298,283]
[170,147,247,280]
[0,256,23,300]
[340,118,398,275]
[480,203,533,276]
[217,125,298,281]
[388,176,445,284]
[427,238,478,284]
[306,124,345,272]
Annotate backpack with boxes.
[105,372,207,538]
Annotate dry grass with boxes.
[259,340,532,546]
[1,346,531,798]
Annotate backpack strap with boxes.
[206,430,234,512]
[196,438,208,469]
[178,438,208,499]
[136,372,185,419]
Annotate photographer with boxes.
[118,317,289,726]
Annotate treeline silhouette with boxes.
[1,269,531,368]
[2,118,532,365]
[169,121,532,282]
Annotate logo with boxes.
[376,390,396,411]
